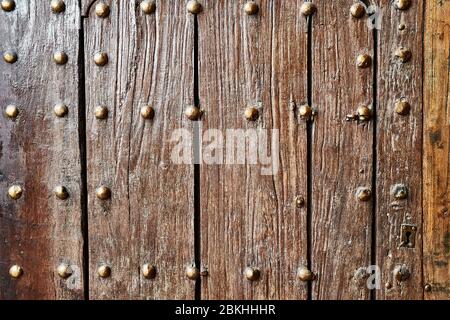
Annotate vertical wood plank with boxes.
[84,0,195,299]
[311,0,374,300]
[376,0,424,300]
[198,0,308,299]
[423,0,450,300]
[0,1,84,299]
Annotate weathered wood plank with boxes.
[311,0,374,300]
[198,0,308,300]
[376,0,423,300]
[0,0,84,299]
[423,0,450,300]
[84,0,195,299]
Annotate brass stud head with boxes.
[98,265,111,278]
[57,264,73,279]
[244,1,259,15]
[357,187,372,202]
[245,107,259,121]
[391,184,408,200]
[1,0,15,12]
[185,106,202,121]
[295,195,305,208]
[3,50,17,64]
[424,284,432,292]
[142,264,157,279]
[297,266,315,282]
[140,0,156,14]
[357,105,372,121]
[54,104,68,117]
[393,265,410,282]
[140,106,155,120]
[350,3,365,18]
[96,186,111,200]
[187,0,202,14]
[95,2,110,18]
[9,265,23,279]
[53,51,68,65]
[5,105,19,119]
[395,47,412,63]
[385,282,393,290]
[244,267,260,281]
[186,265,200,280]
[299,105,315,121]
[8,185,23,200]
[395,99,411,116]
[54,186,69,200]
[51,0,65,13]
[94,106,108,120]
[300,2,316,16]
[395,0,411,10]
[356,54,372,68]
[94,52,108,66]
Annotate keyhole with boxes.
[405,231,412,245]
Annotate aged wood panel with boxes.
[198,0,308,300]
[423,0,450,300]
[0,1,84,299]
[311,0,374,300]
[376,0,423,300]
[84,0,195,299]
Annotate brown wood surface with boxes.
[311,0,374,300]
[198,0,308,299]
[84,0,195,299]
[423,0,450,299]
[0,0,84,299]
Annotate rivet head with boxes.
[357,187,372,202]
[385,282,393,290]
[54,186,69,200]
[395,99,411,116]
[140,106,155,120]
[51,0,65,13]
[395,0,411,10]
[3,50,17,64]
[356,54,372,68]
[95,2,110,18]
[350,3,365,18]
[9,265,23,279]
[98,265,111,278]
[297,267,315,282]
[57,264,73,279]
[391,184,408,200]
[299,105,314,121]
[244,1,259,15]
[96,186,111,200]
[8,185,23,200]
[94,52,108,66]
[5,105,19,119]
[54,104,68,117]
[94,106,108,120]
[140,0,156,14]
[187,0,202,14]
[424,284,432,292]
[1,0,15,12]
[393,265,410,282]
[244,267,260,281]
[142,264,157,279]
[357,105,372,121]
[295,195,305,208]
[300,2,316,16]
[395,47,412,63]
[245,107,259,121]
[186,265,200,280]
[185,106,202,121]
[53,51,68,65]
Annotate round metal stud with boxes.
[98,265,111,278]
[187,0,202,14]
[350,3,365,18]
[140,106,155,120]
[9,265,23,279]
[295,195,305,208]
[94,106,108,120]
[395,47,412,63]
[3,50,17,64]
[244,1,259,15]
[5,105,19,119]
[424,284,432,292]
[356,54,372,68]
[395,0,411,10]
[95,2,110,18]
[244,107,259,121]
[96,186,111,200]
[54,185,69,200]
[54,104,68,117]
[1,0,15,12]
[393,265,410,282]
[8,185,22,200]
[53,51,68,65]
[185,106,202,121]
[357,187,372,202]
[299,105,314,121]
[391,184,408,200]
[57,264,73,279]
[94,52,108,66]
[398,24,406,31]
[300,2,316,16]
[297,266,315,282]
[357,105,372,121]
[385,282,393,290]
[395,99,411,116]
[140,0,156,14]
[186,265,200,280]
[51,0,65,13]
[142,264,157,279]
[244,267,260,281]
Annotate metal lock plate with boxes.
[400,224,417,248]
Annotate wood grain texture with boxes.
[376,0,423,300]
[311,0,374,300]
[0,1,84,299]
[84,0,195,299]
[423,0,450,300]
[198,0,308,300]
